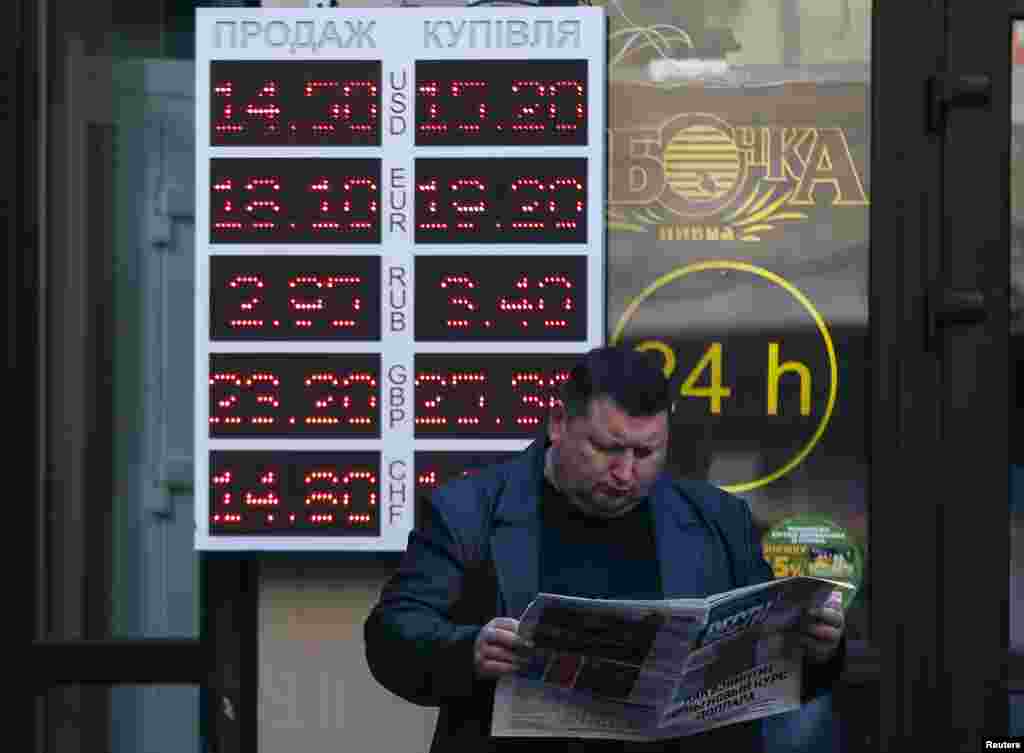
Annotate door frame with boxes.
[17,0,1015,751]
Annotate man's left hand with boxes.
[800,591,845,664]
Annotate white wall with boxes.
[259,562,439,752]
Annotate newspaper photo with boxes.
[491,576,855,740]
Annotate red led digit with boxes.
[211,176,242,232]
[287,273,364,330]
[208,369,282,430]
[415,370,490,428]
[303,371,342,427]
[212,467,234,509]
[307,78,379,136]
[213,79,244,136]
[227,274,266,331]
[248,371,282,427]
[310,175,379,234]
[417,79,489,136]
[341,467,378,517]
[495,273,577,331]
[209,371,244,428]
[244,466,281,509]
[509,176,551,232]
[512,369,569,427]
[417,80,448,135]
[303,370,378,427]
[510,80,547,134]
[449,177,486,234]
[237,176,282,232]
[415,466,482,490]
[549,79,585,133]
[243,80,282,133]
[417,469,439,488]
[440,274,482,330]
[303,465,376,525]
[416,177,446,231]
[303,466,342,507]
[288,274,326,330]
[538,175,585,233]
[507,79,584,135]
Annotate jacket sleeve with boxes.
[363,484,488,707]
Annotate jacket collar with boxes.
[490,439,709,619]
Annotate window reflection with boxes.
[604,0,871,640]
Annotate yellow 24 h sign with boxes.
[607,112,869,241]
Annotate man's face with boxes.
[548,396,669,519]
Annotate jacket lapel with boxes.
[650,476,718,599]
[491,516,539,619]
[490,440,545,619]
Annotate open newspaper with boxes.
[491,575,855,740]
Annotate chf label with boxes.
[388,459,407,524]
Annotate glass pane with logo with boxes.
[604,0,870,644]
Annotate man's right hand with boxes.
[473,617,534,680]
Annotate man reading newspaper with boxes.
[365,346,846,752]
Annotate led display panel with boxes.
[414,255,586,341]
[415,59,586,147]
[211,60,381,146]
[195,6,605,551]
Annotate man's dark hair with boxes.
[560,346,672,419]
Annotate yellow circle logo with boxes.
[663,123,742,203]
[610,260,838,493]
[656,113,748,219]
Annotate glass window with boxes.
[40,1,201,750]
[604,0,871,641]
[44,0,199,645]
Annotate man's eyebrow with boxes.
[592,433,662,449]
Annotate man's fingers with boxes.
[809,607,844,628]
[475,619,533,679]
[477,659,521,679]
[485,623,533,651]
[482,644,524,665]
[804,623,842,643]
[490,618,520,631]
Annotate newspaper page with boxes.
[491,576,854,740]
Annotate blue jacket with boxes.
[364,439,844,752]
